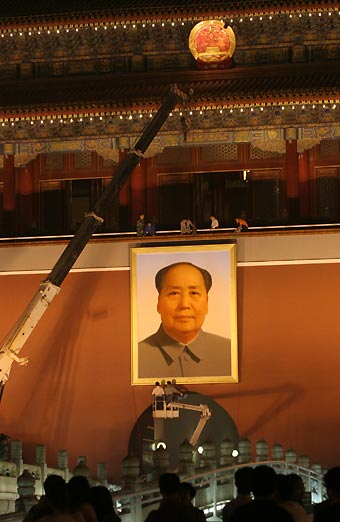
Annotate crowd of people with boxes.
[147,465,340,521]
[23,475,120,522]
[221,464,340,522]
[23,464,340,522]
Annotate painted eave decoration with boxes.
[189,20,236,70]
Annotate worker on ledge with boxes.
[234,217,249,233]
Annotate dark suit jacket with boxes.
[138,324,231,378]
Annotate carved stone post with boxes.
[178,439,194,476]
[256,439,269,462]
[11,440,23,476]
[97,463,107,485]
[219,437,234,467]
[15,469,37,514]
[73,456,90,479]
[57,450,70,481]
[238,438,252,464]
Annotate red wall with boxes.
[0,263,339,482]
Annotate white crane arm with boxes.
[0,281,60,383]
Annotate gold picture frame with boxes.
[130,244,238,385]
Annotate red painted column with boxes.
[285,131,299,219]
[298,150,310,218]
[17,164,34,235]
[3,153,16,235]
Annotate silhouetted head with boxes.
[251,465,277,498]
[158,473,180,499]
[324,467,340,500]
[91,485,115,521]
[44,474,68,511]
[68,476,91,507]
[235,467,253,495]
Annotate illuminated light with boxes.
[142,23,146,27]
[79,117,83,121]
[19,32,23,36]
[232,449,239,457]
[128,115,132,120]
[312,104,316,109]
[149,113,153,118]
[60,119,63,123]
[179,112,183,116]
[250,17,253,21]
[119,115,123,119]
[299,13,302,17]
[328,12,332,16]
[171,22,175,26]
[75,28,79,32]
[200,110,203,115]
[40,120,44,124]
[182,22,185,26]
[230,18,234,22]
[47,30,50,34]
[259,16,262,20]
[197,446,204,454]
[240,18,243,22]
[269,15,272,19]
[281,106,285,110]
[302,105,305,110]
[189,111,193,115]
[1,35,4,38]
[309,12,312,16]
[220,109,223,114]
[323,104,326,108]
[11,122,14,126]
[123,25,126,29]
[10,33,13,37]
[132,24,136,28]
[66,28,69,32]
[240,108,244,112]
[229,109,233,113]
[319,12,322,16]
[99,116,103,120]
[50,120,53,124]
[332,104,337,109]
[289,14,292,18]
[139,114,143,118]
[161,22,165,27]
[30,121,34,125]
[250,107,253,112]
[70,118,73,123]
[260,107,264,111]
[156,442,166,450]
[292,105,295,110]
[152,23,155,27]
[1,123,4,126]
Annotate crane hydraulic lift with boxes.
[152,400,212,448]
[0,85,187,397]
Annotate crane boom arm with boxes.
[0,85,186,388]
[169,402,211,446]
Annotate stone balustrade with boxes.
[0,436,326,521]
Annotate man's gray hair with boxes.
[155,262,212,293]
